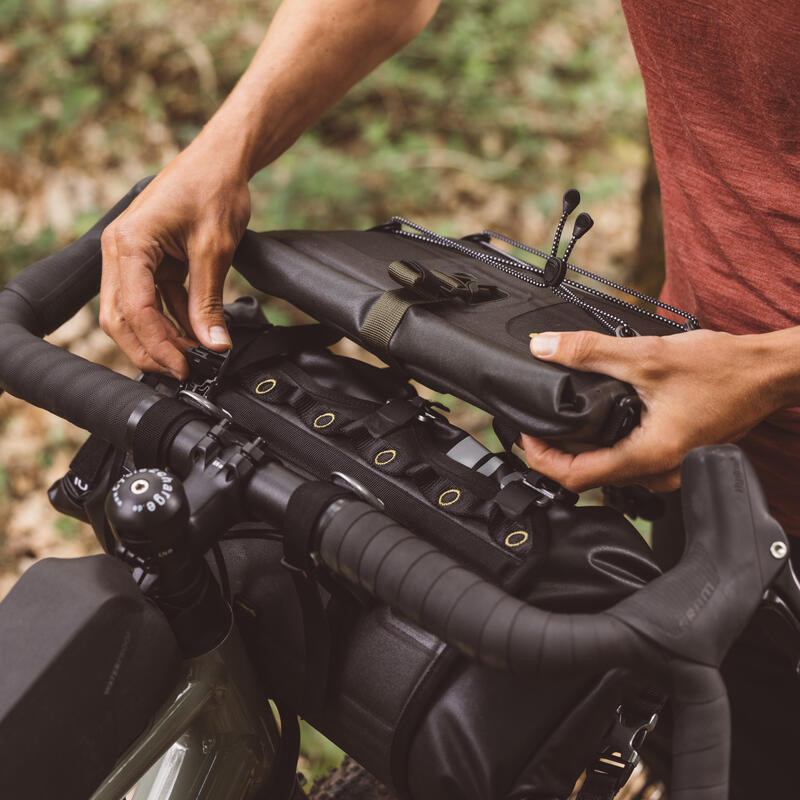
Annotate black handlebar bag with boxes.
[233,218,695,446]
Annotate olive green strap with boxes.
[359,261,447,356]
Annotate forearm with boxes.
[194,0,439,178]
[754,325,800,409]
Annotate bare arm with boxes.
[100,0,440,378]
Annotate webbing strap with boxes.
[359,286,441,356]
[69,433,114,485]
[230,323,341,375]
[576,771,624,800]
[283,482,350,715]
[132,397,201,467]
[359,259,467,356]
[251,700,301,800]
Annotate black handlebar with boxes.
[0,178,160,448]
[2,182,793,800]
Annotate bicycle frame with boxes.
[90,623,282,800]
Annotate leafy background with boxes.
[0,0,662,788]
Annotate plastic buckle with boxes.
[522,470,579,507]
[177,390,233,422]
[442,272,498,304]
[180,346,232,399]
[587,706,658,791]
[415,398,450,423]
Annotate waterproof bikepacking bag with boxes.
[0,555,180,800]
[232,192,697,446]
[58,298,665,800]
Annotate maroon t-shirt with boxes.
[620,1,800,536]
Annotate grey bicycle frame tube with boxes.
[90,624,283,800]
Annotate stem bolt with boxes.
[131,479,150,495]
[770,541,788,559]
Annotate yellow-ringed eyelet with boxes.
[255,378,277,395]
[438,489,461,507]
[313,412,336,429]
[504,530,529,548]
[374,449,397,466]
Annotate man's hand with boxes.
[98,0,440,379]
[523,328,799,493]
[100,149,249,379]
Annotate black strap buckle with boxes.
[180,346,232,399]
[389,260,497,304]
[522,469,579,507]
[442,272,499,303]
[580,705,659,798]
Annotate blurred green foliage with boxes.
[1,0,646,280]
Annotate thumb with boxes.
[529,329,636,378]
[187,249,232,350]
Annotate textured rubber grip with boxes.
[3,175,154,336]
[669,662,730,800]
[0,177,160,447]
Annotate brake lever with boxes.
[760,557,800,676]
[765,555,800,622]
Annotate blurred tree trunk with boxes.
[629,141,665,298]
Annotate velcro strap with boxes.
[283,481,351,571]
[282,481,351,716]
[360,397,424,438]
[132,397,202,468]
[493,416,520,452]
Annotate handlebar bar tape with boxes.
[668,662,731,800]
[0,292,160,448]
[314,445,787,800]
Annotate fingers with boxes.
[521,426,681,493]
[530,330,667,384]
[159,278,196,342]
[117,247,190,378]
[187,241,233,350]
[101,225,190,379]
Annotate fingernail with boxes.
[209,325,231,347]
[530,332,559,358]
